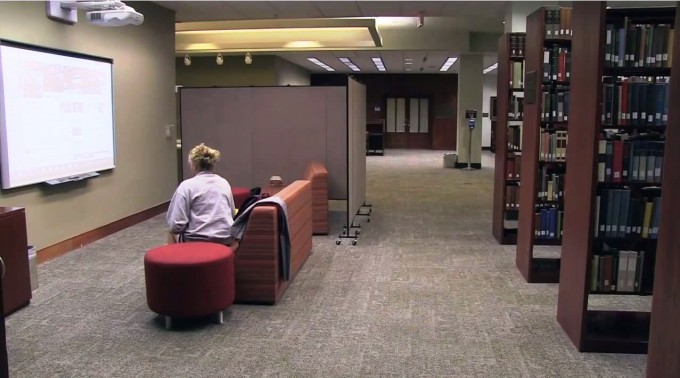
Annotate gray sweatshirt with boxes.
[166,171,236,243]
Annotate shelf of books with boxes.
[492,32,526,245]
[515,6,572,283]
[556,2,675,354]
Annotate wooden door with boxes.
[385,97,431,149]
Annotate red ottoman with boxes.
[144,242,235,329]
[232,187,251,209]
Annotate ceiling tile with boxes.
[227,1,279,19]
[357,2,403,17]
[267,2,325,18]
[397,1,446,17]
[313,1,362,18]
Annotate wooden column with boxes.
[647,2,680,376]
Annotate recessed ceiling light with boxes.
[502,21,506,24]
[307,57,335,72]
[339,57,361,72]
[405,68,412,71]
[483,62,498,74]
[404,62,413,65]
[372,57,386,72]
[439,57,458,72]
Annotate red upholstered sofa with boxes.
[304,162,329,235]
[235,180,313,304]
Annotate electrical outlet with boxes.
[165,124,173,138]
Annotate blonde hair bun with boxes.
[188,143,220,171]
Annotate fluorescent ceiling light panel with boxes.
[308,57,335,71]
[372,57,386,72]
[483,62,498,74]
[339,57,361,72]
[175,19,382,53]
[439,57,458,72]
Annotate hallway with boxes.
[6,150,649,377]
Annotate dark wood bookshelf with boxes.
[556,2,676,356]
[590,291,653,296]
[602,67,672,77]
[366,120,385,156]
[490,96,498,152]
[516,7,572,283]
[493,32,526,245]
[600,125,666,132]
[647,2,680,377]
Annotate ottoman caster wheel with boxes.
[336,239,341,245]
[352,240,357,246]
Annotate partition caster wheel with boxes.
[336,239,341,245]
[352,240,357,246]
[367,218,371,223]
[369,209,372,214]
[356,229,361,235]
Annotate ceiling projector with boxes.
[51,0,144,26]
[86,5,144,26]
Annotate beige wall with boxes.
[176,55,310,87]
[0,1,177,251]
[456,54,484,165]
[275,58,311,86]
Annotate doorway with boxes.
[385,97,431,149]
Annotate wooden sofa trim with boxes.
[234,180,313,304]
[304,162,329,235]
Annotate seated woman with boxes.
[166,143,239,249]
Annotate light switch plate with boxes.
[46,1,78,24]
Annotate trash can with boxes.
[28,246,38,291]
[443,153,457,168]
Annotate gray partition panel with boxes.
[180,88,254,188]
[347,78,367,226]
[325,87,348,199]
[180,86,347,197]
[250,87,328,189]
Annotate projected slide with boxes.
[0,42,115,189]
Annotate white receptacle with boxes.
[443,153,457,168]
[28,246,38,291]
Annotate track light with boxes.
[183,54,191,67]
[216,53,224,65]
[417,13,424,28]
[245,52,252,65]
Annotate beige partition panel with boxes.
[180,87,347,199]
[347,78,367,226]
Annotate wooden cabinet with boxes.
[0,207,31,316]
[0,277,8,378]
[366,120,385,156]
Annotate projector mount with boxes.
[46,0,144,26]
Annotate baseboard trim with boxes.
[37,201,169,264]
[454,162,482,169]
[482,146,491,151]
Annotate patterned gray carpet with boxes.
[6,150,650,377]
